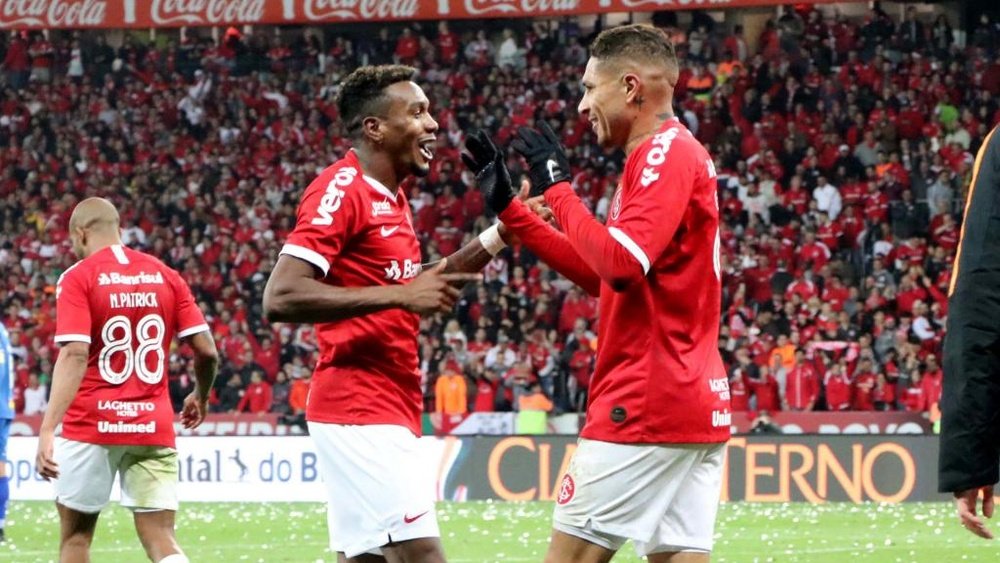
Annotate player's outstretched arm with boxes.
[263,256,480,323]
[36,342,89,480]
[180,330,219,429]
[462,131,601,296]
[499,197,601,297]
[511,123,649,291]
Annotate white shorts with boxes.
[308,422,439,558]
[553,439,726,556]
[53,438,179,514]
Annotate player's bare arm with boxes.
[264,255,479,324]
[180,331,219,430]
[35,341,89,480]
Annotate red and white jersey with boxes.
[279,150,423,434]
[55,245,208,448]
[587,118,730,444]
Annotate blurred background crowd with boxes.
[2,4,998,422]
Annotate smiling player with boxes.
[263,65,509,563]
[463,25,730,563]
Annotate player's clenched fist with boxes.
[462,130,515,213]
[401,259,481,316]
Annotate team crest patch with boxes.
[557,474,575,505]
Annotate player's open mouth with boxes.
[418,138,435,161]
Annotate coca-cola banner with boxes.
[0,0,861,30]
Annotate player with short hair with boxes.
[263,64,508,562]
[463,24,730,563]
[35,197,219,563]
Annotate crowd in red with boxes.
[1,6,997,419]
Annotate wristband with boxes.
[478,224,507,256]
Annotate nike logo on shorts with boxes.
[380,225,400,237]
[403,511,429,524]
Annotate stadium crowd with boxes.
[2,6,999,422]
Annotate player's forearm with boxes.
[544,183,645,291]
[193,353,218,401]
[39,346,89,434]
[440,232,498,286]
[499,199,602,297]
[264,278,406,324]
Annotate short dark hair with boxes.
[590,24,677,70]
[337,64,418,136]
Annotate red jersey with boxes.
[785,365,818,410]
[279,150,424,434]
[851,372,877,411]
[579,119,730,443]
[824,371,852,411]
[54,245,208,448]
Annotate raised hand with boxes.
[510,121,571,196]
[462,130,516,213]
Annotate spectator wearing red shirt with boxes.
[3,33,30,88]
[432,215,463,257]
[851,358,878,411]
[436,22,459,64]
[896,274,929,315]
[251,334,281,382]
[932,213,959,251]
[903,370,927,412]
[744,255,776,305]
[395,28,419,64]
[729,370,750,411]
[863,180,891,223]
[824,361,852,411]
[472,368,499,412]
[568,339,594,411]
[873,372,896,411]
[558,287,596,336]
[784,349,818,411]
[822,275,851,312]
[751,365,782,412]
[236,371,273,414]
[920,355,943,408]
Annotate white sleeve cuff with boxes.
[55,334,91,344]
[280,244,331,276]
[178,324,211,339]
[608,227,651,274]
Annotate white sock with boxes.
[158,554,189,563]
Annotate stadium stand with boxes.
[1,5,998,419]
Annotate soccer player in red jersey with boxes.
[35,198,218,563]
[463,25,729,562]
[262,65,506,562]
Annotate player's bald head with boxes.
[70,197,120,234]
[589,24,679,88]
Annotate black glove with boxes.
[462,130,515,214]
[510,121,571,196]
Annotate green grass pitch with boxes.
[4,501,1000,562]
